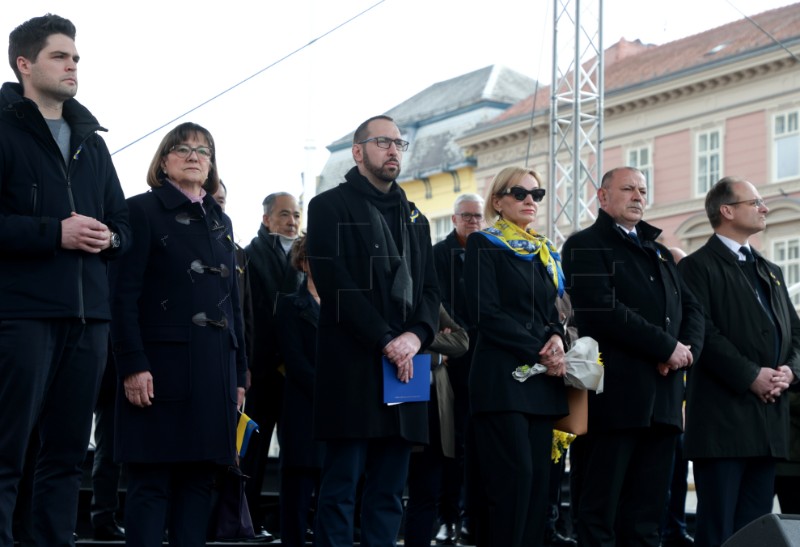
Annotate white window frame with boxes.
[772,236,800,310]
[773,110,800,181]
[431,215,452,244]
[695,128,723,197]
[627,144,654,206]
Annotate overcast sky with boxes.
[2,0,796,242]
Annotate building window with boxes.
[627,145,653,206]
[696,129,722,196]
[774,111,800,180]
[773,237,800,310]
[431,216,452,243]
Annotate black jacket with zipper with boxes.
[0,82,129,320]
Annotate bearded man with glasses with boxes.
[307,115,439,546]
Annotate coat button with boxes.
[374,243,380,248]
[650,275,655,281]
[526,322,533,329]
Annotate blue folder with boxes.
[382,354,431,404]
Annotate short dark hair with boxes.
[262,192,294,216]
[146,122,220,195]
[289,234,308,271]
[705,176,742,228]
[353,115,395,145]
[600,166,645,189]
[8,14,76,83]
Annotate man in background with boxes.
[242,191,303,540]
[432,193,484,544]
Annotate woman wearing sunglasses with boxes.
[463,166,569,546]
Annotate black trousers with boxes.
[405,386,445,546]
[577,426,678,547]
[239,369,284,526]
[315,438,412,547]
[473,412,554,547]
[279,466,320,547]
[124,461,217,547]
[693,457,775,547]
[0,319,107,547]
[91,346,122,528]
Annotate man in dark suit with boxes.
[242,191,303,540]
[561,166,704,547]
[307,115,440,547]
[678,176,800,547]
[432,193,483,544]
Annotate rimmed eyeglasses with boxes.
[357,136,409,151]
[724,198,765,208]
[170,144,213,159]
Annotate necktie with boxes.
[628,231,641,247]
[739,246,754,263]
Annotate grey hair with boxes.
[453,193,484,214]
[262,192,294,216]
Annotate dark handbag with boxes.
[209,465,255,541]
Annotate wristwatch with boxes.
[109,231,120,249]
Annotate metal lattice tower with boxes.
[548,0,604,248]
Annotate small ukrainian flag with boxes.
[236,412,259,458]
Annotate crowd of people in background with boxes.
[2,12,800,547]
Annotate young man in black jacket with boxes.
[0,14,129,546]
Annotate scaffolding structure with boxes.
[547,0,604,247]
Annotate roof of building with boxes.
[489,2,800,126]
[319,65,537,189]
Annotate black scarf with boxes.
[344,167,414,318]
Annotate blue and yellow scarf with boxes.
[479,218,565,297]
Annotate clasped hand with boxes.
[61,212,111,253]
[751,365,793,404]
[383,332,422,383]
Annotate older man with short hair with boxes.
[431,192,484,544]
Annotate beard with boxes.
[363,153,401,183]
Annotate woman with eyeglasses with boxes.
[463,166,569,546]
[110,122,248,546]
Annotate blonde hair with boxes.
[484,167,544,223]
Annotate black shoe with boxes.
[457,524,475,546]
[246,526,275,543]
[93,521,125,540]
[436,523,456,545]
[662,533,694,547]
[544,530,577,546]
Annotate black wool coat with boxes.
[433,230,477,376]
[244,227,302,378]
[463,231,568,416]
[111,183,247,464]
[678,234,800,459]
[561,209,705,432]
[306,168,439,444]
[276,281,325,469]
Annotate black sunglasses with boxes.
[501,186,546,202]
